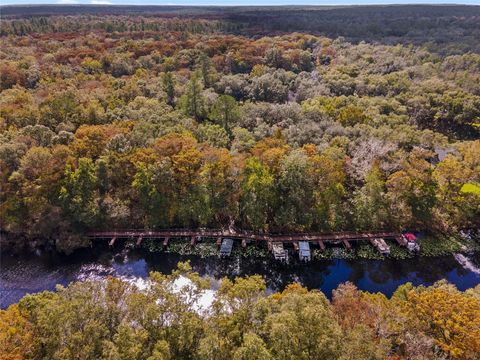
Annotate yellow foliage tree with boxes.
[408,287,480,359]
[0,305,33,360]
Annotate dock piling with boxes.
[342,240,352,250]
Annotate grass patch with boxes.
[356,244,384,260]
[231,244,269,258]
[135,234,479,260]
[166,241,218,257]
[312,247,356,260]
[388,242,414,260]
[142,238,165,252]
[418,235,463,257]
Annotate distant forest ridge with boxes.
[2,4,480,18]
[1,4,480,54]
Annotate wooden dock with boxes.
[88,229,402,243]
[87,228,406,258]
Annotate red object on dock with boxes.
[404,233,416,241]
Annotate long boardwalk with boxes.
[87,229,406,247]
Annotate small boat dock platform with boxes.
[220,238,234,257]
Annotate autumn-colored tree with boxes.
[2,259,480,360]
[386,149,436,230]
[1,13,479,251]
[432,141,480,231]
[308,146,348,231]
[407,285,480,359]
[0,305,33,360]
[251,136,290,174]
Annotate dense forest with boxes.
[0,6,479,252]
[1,6,480,360]
[1,263,480,359]
[2,5,480,54]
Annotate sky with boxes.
[2,0,480,6]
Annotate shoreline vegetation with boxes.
[3,230,479,261]
[135,232,480,260]
[1,262,479,359]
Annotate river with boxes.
[1,244,479,309]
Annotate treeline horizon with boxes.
[2,4,480,55]
[1,263,479,359]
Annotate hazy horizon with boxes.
[2,1,479,7]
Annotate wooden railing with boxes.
[87,229,404,244]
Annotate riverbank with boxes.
[135,232,480,261]
[2,244,479,309]
[2,230,479,261]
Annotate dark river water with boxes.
[1,245,479,309]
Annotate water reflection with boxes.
[1,246,479,309]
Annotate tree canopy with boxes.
[0,9,479,253]
[1,264,479,359]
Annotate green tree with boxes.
[19,282,110,360]
[308,146,348,231]
[102,324,148,360]
[240,157,275,231]
[196,123,230,148]
[353,163,390,230]
[432,141,480,231]
[261,285,342,360]
[233,333,273,360]
[387,149,436,229]
[200,147,237,225]
[264,46,285,69]
[59,158,98,228]
[209,95,240,136]
[132,163,170,228]
[197,52,215,88]
[161,72,176,107]
[39,92,77,129]
[126,263,207,359]
[274,149,314,231]
[200,275,267,359]
[179,70,206,121]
